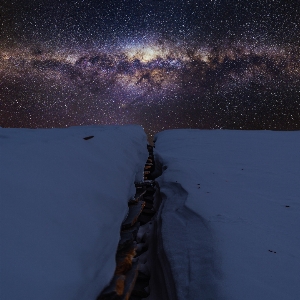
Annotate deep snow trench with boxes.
[98,145,177,300]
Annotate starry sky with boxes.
[1,0,299,139]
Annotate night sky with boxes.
[1,0,299,139]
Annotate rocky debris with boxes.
[128,145,156,300]
[97,145,157,300]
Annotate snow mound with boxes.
[154,129,300,300]
[0,125,148,300]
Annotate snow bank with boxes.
[0,125,148,300]
[154,129,300,300]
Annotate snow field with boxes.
[154,129,300,300]
[0,125,148,300]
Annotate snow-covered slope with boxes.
[0,125,148,300]
[154,129,300,300]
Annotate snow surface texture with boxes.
[154,129,300,300]
[0,125,148,300]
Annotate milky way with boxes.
[1,1,299,139]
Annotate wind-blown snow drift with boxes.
[0,125,148,300]
[154,129,300,300]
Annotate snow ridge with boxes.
[157,179,223,300]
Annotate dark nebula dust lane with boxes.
[0,1,299,139]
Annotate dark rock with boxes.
[83,135,94,140]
